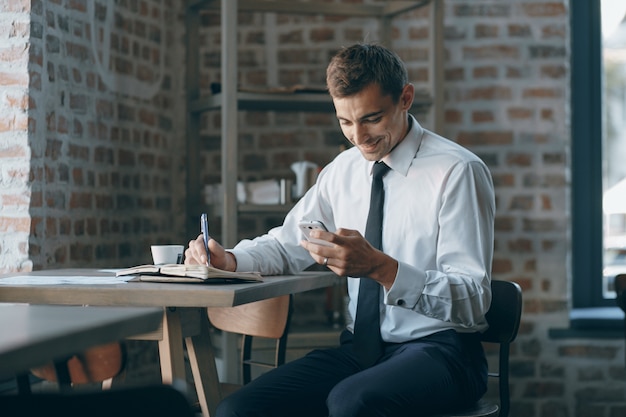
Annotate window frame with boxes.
[571,0,616,309]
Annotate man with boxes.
[185,43,495,417]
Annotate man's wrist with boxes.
[226,252,238,272]
[373,253,398,290]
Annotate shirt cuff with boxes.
[384,261,425,309]
[228,249,256,272]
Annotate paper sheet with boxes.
[0,272,132,285]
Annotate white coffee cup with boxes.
[151,245,184,265]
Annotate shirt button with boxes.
[397,299,405,306]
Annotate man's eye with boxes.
[365,117,382,124]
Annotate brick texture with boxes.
[1,1,624,415]
[0,0,186,272]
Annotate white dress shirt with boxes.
[231,115,495,343]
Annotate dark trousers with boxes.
[216,329,487,417]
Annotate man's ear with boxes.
[400,83,415,110]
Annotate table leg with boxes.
[158,308,186,384]
[186,308,223,417]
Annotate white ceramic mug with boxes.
[151,245,184,265]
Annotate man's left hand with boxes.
[300,228,398,289]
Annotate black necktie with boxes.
[353,161,390,368]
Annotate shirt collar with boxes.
[374,114,423,177]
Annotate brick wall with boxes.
[0,0,187,272]
[0,1,31,272]
[2,0,625,415]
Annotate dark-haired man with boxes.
[186,43,495,417]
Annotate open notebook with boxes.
[115,264,263,283]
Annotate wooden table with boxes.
[0,303,162,379]
[0,269,341,417]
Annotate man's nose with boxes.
[352,124,368,143]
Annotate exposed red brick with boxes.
[472,66,498,79]
[1,193,30,207]
[30,191,43,207]
[492,258,513,274]
[508,238,534,252]
[510,195,535,212]
[69,192,92,209]
[541,108,554,120]
[409,26,429,40]
[4,92,29,110]
[507,153,533,166]
[522,3,567,17]
[0,216,30,233]
[465,86,512,100]
[310,27,334,42]
[475,24,499,38]
[558,346,620,360]
[0,145,27,158]
[523,88,561,99]
[445,67,465,81]
[445,109,463,124]
[508,107,533,120]
[472,110,494,123]
[492,174,514,188]
[457,131,514,146]
[539,194,553,210]
[508,24,532,38]
[463,45,519,59]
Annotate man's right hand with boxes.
[185,234,237,271]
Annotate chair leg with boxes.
[242,335,253,384]
[275,294,293,367]
[53,360,72,392]
[498,344,511,417]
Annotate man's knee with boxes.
[327,385,381,417]
[215,394,246,417]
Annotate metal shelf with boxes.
[189,91,433,114]
[238,204,295,213]
[185,0,444,246]
[190,92,334,113]
[188,0,432,18]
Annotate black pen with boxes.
[201,213,210,266]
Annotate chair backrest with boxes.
[207,295,292,338]
[480,280,523,417]
[482,280,523,345]
[207,294,293,384]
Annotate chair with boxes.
[29,342,125,390]
[207,294,293,395]
[433,280,523,417]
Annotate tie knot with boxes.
[372,161,390,180]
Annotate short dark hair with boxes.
[326,43,408,102]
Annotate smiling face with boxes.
[333,82,414,161]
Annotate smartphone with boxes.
[298,220,333,247]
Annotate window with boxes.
[571,0,626,310]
